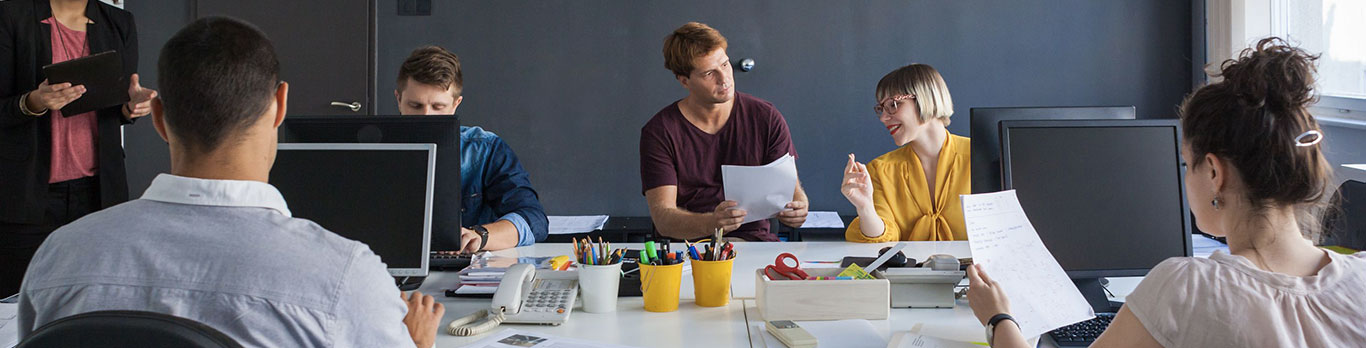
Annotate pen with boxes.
[589,243,598,265]
[639,249,651,265]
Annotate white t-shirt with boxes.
[1125,249,1366,347]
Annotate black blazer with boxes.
[0,0,137,224]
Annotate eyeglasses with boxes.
[874,95,915,116]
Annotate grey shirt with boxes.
[18,174,415,347]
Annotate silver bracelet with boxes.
[18,92,48,116]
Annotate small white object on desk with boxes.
[548,215,610,235]
[723,154,798,224]
[961,190,1095,338]
[801,211,846,228]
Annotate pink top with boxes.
[42,17,99,183]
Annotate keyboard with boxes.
[430,251,472,271]
[1048,312,1115,346]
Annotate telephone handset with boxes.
[447,263,579,336]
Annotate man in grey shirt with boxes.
[16,17,444,347]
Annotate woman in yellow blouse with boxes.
[843,64,970,242]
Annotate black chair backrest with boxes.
[17,310,242,348]
[1324,180,1366,251]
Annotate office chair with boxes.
[1323,180,1366,251]
[17,310,242,348]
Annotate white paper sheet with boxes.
[722,154,798,224]
[1191,234,1230,258]
[548,215,610,235]
[801,211,845,228]
[886,332,981,348]
[463,328,639,348]
[1,302,18,348]
[961,190,1095,338]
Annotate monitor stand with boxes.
[1074,278,1123,313]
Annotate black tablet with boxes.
[41,50,129,116]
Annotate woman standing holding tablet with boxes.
[967,38,1366,347]
[0,0,156,295]
[842,63,971,243]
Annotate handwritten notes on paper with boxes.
[961,190,1094,338]
[722,154,798,224]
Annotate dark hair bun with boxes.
[1179,37,1334,240]
[1218,37,1319,112]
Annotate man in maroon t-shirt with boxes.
[639,22,808,242]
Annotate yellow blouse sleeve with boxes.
[846,159,903,243]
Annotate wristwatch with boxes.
[986,313,1016,347]
[471,225,490,252]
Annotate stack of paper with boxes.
[452,255,556,295]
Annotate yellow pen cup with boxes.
[690,257,734,307]
[639,262,683,312]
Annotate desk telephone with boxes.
[447,263,579,336]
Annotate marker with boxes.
[645,241,658,265]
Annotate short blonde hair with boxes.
[875,64,954,125]
[663,22,728,77]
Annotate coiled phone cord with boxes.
[446,309,507,336]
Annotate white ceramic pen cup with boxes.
[577,262,623,313]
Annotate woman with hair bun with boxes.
[966,37,1366,347]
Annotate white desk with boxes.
[421,240,1186,347]
[420,243,751,347]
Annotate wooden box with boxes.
[754,268,890,321]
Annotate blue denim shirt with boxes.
[462,126,547,246]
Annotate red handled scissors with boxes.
[764,252,808,280]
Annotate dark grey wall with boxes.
[122,0,192,200]
[123,1,1194,216]
[374,0,1193,216]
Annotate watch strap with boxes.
[472,225,490,251]
[986,313,1015,347]
[988,313,1015,328]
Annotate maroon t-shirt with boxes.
[639,92,797,241]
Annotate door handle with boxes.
[330,101,362,112]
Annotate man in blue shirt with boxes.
[394,46,547,253]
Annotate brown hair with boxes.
[875,64,955,125]
[663,22,728,77]
[1180,37,1333,231]
[397,45,462,97]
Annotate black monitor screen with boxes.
[280,115,462,251]
[969,106,1135,194]
[1002,120,1190,276]
[270,144,433,276]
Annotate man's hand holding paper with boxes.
[721,154,800,225]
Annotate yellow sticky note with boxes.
[837,264,875,279]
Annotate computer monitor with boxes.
[280,115,462,251]
[1000,119,1192,312]
[969,106,1136,193]
[271,143,436,277]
